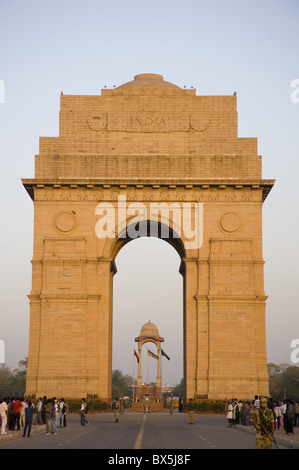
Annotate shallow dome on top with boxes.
[114,73,186,95]
[118,73,179,88]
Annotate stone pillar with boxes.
[137,344,142,396]
[25,295,41,397]
[206,236,270,400]
[183,258,199,400]
[156,345,161,389]
[96,258,115,401]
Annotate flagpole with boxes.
[161,348,163,394]
[133,349,135,403]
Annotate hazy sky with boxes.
[0,0,298,386]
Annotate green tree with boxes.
[112,369,132,398]
[0,366,15,396]
[13,358,28,397]
[0,358,27,397]
[268,363,283,377]
[268,363,299,401]
[171,378,184,398]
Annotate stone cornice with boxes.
[28,294,101,302]
[22,178,275,202]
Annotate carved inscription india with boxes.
[89,111,209,133]
[131,112,166,132]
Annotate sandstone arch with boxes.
[22,73,274,401]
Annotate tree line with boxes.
[0,359,27,397]
[267,363,299,401]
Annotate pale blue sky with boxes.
[0,0,298,385]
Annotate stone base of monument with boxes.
[129,401,166,413]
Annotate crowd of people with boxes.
[226,395,299,435]
[2,393,299,443]
[0,396,67,437]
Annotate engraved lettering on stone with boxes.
[131,113,166,131]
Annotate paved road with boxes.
[0,411,259,451]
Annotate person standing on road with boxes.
[0,398,8,435]
[80,398,89,426]
[250,397,275,449]
[285,399,294,435]
[227,400,234,427]
[35,397,43,425]
[50,400,58,435]
[7,398,14,430]
[59,398,67,427]
[232,399,238,424]
[114,399,120,423]
[12,397,22,430]
[20,398,27,431]
[274,401,281,430]
[54,399,60,430]
[45,399,52,435]
[23,401,34,438]
[253,395,260,409]
[294,401,299,427]
[42,396,47,424]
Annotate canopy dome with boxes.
[135,320,164,342]
[140,320,159,337]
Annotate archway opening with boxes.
[112,235,184,397]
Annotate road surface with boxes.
[0,411,260,451]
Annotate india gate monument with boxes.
[22,73,274,402]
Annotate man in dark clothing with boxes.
[23,402,34,437]
[267,398,275,418]
[286,400,294,435]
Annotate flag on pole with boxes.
[148,349,158,360]
[134,349,139,363]
[161,349,170,360]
